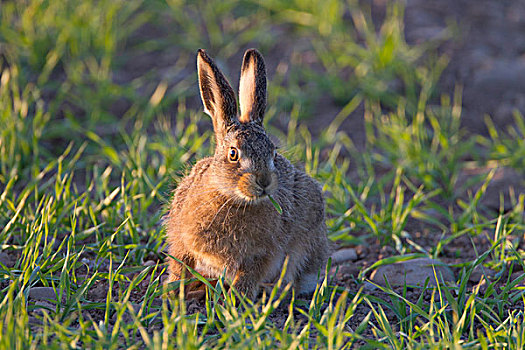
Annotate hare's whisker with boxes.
[206,196,235,230]
[222,199,236,230]
[242,200,248,216]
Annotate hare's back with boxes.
[275,155,325,228]
[292,168,325,226]
[274,156,328,275]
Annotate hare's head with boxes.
[197,49,278,203]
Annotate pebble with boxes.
[363,281,378,291]
[369,258,455,287]
[355,245,368,258]
[88,282,109,300]
[468,265,496,284]
[32,301,56,317]
[0,251,15,268]
[28,287,58,301]
[330,264,360,278]
[331,248,358,264]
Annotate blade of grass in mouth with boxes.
[268,195,282,214]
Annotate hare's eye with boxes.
[228,147,239,163]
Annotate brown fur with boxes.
[165,49,329,299]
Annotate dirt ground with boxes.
[405,0,525,135]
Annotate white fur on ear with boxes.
[238,49,266,125]
[197,72,216,117]
[239,57,256,123]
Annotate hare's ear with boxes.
[197,49,238,143]
[238,49,266,125]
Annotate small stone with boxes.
[378,246,395,259]
[0,251,15,268]
[32,301,55,317]
[28,287,57,301]
[331,248,358,264]
[331,264,360,279]
[35,300,55,309]
[355,245,368,258]
[88,281,109,301]
[370,258,455,287]
[144,260,156,267]
[468,266,497,283]
[363,281,378,291]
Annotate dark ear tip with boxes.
[242,48,264,70]
[197,49,210,62]
[243,48,262,59]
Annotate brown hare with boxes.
[165,49,329,299]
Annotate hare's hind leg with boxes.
[295,272,320,296]
[294,238,329,296]
[286,254,322,296]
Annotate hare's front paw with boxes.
[231,274,259,300]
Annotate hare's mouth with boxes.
[234,188,268,203]
[236,173,277,203]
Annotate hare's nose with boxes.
[256,174,272,189]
